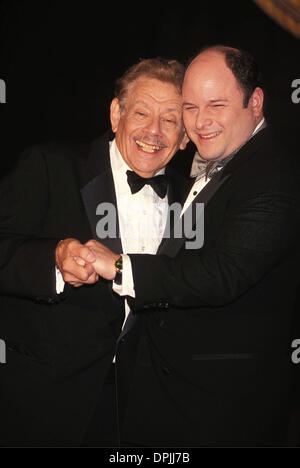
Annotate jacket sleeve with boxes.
[0,146,62,301]
[129,188,300,310]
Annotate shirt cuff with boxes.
[55,266,65,294]
[112,254,136,298]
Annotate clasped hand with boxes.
[55,238,119,287]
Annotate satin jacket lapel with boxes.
[221,125,269,179]
[80,132,122,254]
[159,170,230,257]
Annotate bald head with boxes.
[182,47,264,161]
[186,45,262,107]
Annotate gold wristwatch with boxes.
[114,255,123,285]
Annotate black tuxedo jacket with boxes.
[120,127,300,446]
[0,131,186,446]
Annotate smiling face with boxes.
[182,51,263,161]
[110,77,188,177]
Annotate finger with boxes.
[63,259,98,282]
[83,272,99,284]
[70,282,84,288]
[85,239,96,248]
[63,271,84,284]
[76,245,96,263]
[56,238,84,269]
[59,240,95,264]
[66,271,99,286]
[73,256,86,266]
[85,240,103,253]
[62,268,91,284]
[63,257,95,280]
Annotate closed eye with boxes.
[183,105,197,111]
[210,100,228,107]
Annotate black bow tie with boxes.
[126,170,168,199]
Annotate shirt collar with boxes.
[190,117,266,179]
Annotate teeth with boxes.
[135,140,162,153]
[200,131,221,139]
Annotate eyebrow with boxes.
[183,99,229,106]
[210,99,228,103]
[164,107,181,114]
[183,101,196,107]
[134,100,181,113]
[134,100,150,108]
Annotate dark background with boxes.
[0,0,299,175]
[0,0,299,444]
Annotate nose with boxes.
[145,115,162,135]
[195,109,213,130]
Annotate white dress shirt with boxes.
[110,139,168,324]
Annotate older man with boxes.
[90,46,300,446]
[0,58,188,446]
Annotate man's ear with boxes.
[110,98,121,133]
[179,130,190,150]
[250,87,264,118]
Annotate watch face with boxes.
[115,256,123,271]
